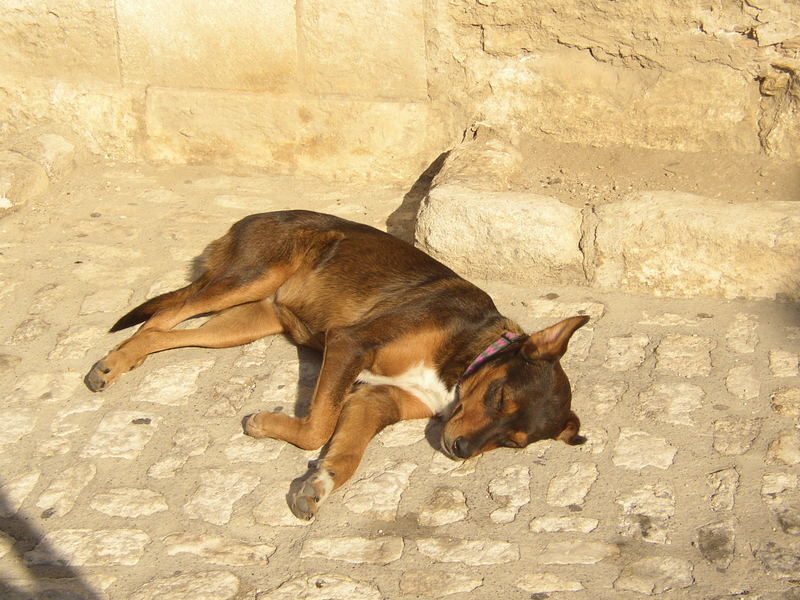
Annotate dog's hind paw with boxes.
[289,480,320,521]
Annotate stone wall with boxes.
[1,0,798,181]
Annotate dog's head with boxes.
[441,315,588,460]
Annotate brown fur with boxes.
[85,210,588,520]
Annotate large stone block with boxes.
[415,184,585,284]
[0,0,119,82]
[0,151,49,216]
[298,0,427,100]
[594,192,800,299]
[117,0,297,91]
[145,87,443,181]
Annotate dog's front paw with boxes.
[84,359,115,392]
[244,412,271,438]
[290,479,320,521]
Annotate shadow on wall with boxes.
[0,487,102,600]
[386,151,450,244]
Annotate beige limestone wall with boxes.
[1,0,798,181]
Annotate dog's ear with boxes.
[522,315,589,362]
[555,411,585,445]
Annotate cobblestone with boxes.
[1,162,799,599]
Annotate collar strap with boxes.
[460,332,526,381]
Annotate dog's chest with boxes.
[356,363,455,415]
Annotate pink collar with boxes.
[460,332,526,381]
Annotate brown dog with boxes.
[85,210,588,520]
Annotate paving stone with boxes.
[132,359,216,406]
[36,462,96,517]
[222,433,283,462]
[343,460,416,521]
[163,533,276,565]
[488,465,530,523]
[417,487,468,527]
[183,469,261,525]
[0,353,22,374]
[0,408,37,445]
[81,411,160,459]
[563,326,594,363]
[205,377,256,417]
[725,313,759,353]
[79,288,134,314]
[429,452,479,477]
[580,380,627,415]
[708,468,740,511]
[698,520,736,569]
[771,350,800,377]
[713,418,761,456]
[90,488,168,518]
[25,529,150,566]
[726,364,760,400]
[48,325,107,361]
[546,462,598,507]
[400,570,483,597]
[768,430,800,465]
[148,425,210,479]
[8,317,50,343]
[301,536,404,565]
[656,334,716,377]
[530,515,599,533]
[416,537,519,566]
[28,282,69,314]
[0,470,41,516]
[517,572,584,593]
[253,479,312,528]
[772,388,800,417]
[8,371,83,404]
[755,542,800,578]
[613,429,677,470]
[638,381,705,425]
[257,573,380,600]
[617,483,675,544]
[376,419,427,447]
[522,298,606,322]
[763,473,798,505]
[539,541,620,564]
[576,425,609,454]
[604,335,650,371]
[774,505,800,535]
[639,312,702,327]
[0,530,14,559]
[50,397,104,437]
[37,437,72,457]
[614,556,694,594]
[130,571,239,600]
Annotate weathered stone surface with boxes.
[418,487,468,527]
[698,520,736,569]
[655,334,716,377]
[639,312,702,327]
[614,556,694,594]
[770,350,800,377]
[539,541,620,565]
[429,452,479,477]
[726,364,760,400]
[579,380,627,415]
[725,313,759,353]
[774,505,800,535]
[708,468,740,511]
[0,408,37,445]
[488,465,530,523]
[595,193,800,299]
[342,460,416,521]
[0,150,49,215]
[604,335,650,371]
[376,419,427,447]
[0,470,41,517]
[258,573,380,600]
[37,463,96,518]
[772,388,800,417]
[25,529,150,567]
[163,533,275,566]
[713,419,761,456]
[148,426,209,479]
[9,371,83,405]
[130,571,239,600]
[755,542,800,578]
[613,429,677,470]
[768,430,800,465]
[79,288,134,315]
[517,572,583,593]
[11,132,77,180]
[617,483,675,544]
[416,185,585,284]
[49,325,107,361]
[184,469,260,525]
[762,472,798,505]
[546,462,598,507]
[530,515,598,533]
[301,536,403,565]
[253,479,312,528]
[7,317,50,343]
[638,381,705,425]
[0,353,21,374]
[90,488,168,518]
[132,359,215,406]
[81,411,160,459]
[400,571,482,597]
[222,433,282,463]
[417,538,519,566]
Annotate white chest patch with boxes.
[357,362,456,415]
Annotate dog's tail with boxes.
[109,280,204,332]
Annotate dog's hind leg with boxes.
[287,384,432,520]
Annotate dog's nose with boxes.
[452,436,471,459]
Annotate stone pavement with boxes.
[1,162,799,599]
